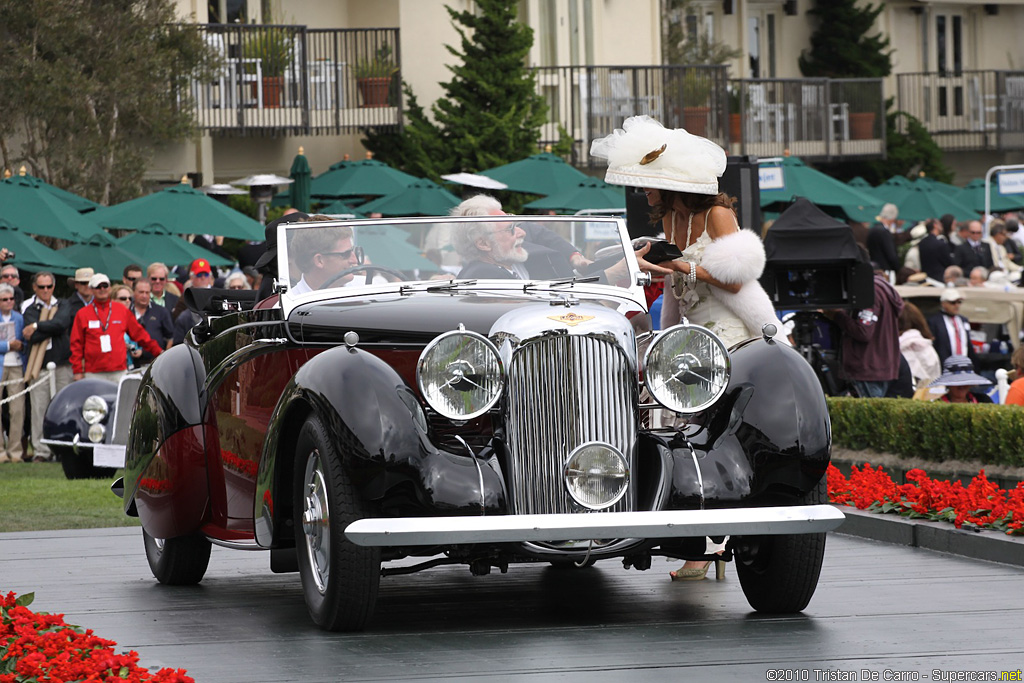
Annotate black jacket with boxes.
[23,298,73,367]
[953,240,994,272]
[918,234,953,282]
[927,311,978,366]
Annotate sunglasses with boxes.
[115,296,131,301]
[1,274,17,279]
[150,276,166,282]
[125,276,138,283]
[321,246,365,264]
[35,284,54,290]
[0,297,12,302]
[948,299,964,305]
[93,283,110,290]
[194,271,212,277]
[228,285,246,290]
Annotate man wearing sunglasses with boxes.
[289,224,362,294]
[22,272,74,462]
[171,258,217,345]
[0,283,25,463]
[69,273,164,382]
[927,287,978,367]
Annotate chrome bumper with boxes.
[345,504,846,547]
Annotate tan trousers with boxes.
[29,363,73,460]
[1,365,25,462]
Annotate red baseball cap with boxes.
[190,258,212,275]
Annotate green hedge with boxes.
[827,397,1024,468]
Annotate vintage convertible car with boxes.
[112,215,844,631]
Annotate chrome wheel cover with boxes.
[301,449,331,594]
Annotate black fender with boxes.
[42,378,117,445]
[663,337,831,509]
[255,345,507,548]
[124,344,208,517]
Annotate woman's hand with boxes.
[634,242,673,275]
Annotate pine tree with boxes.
[363,0,549,180]
[798,0,891,78]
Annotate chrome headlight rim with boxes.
[82,395,109,425]
[643,322,731,414]
[563,441,630,511]
[416,329,504,421]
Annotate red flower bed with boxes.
[827,463,1024,535]
[1,591,193,682]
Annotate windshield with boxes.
[277,215,638,298]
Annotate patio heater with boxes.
[196,183,249,206]
[230,174,294,225]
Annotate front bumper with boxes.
[345,504,845,547]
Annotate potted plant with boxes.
[242,28,294,108]
[354,45,399,107]
[678,69,715,136]
[727,85,747,143]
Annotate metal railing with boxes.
[896,70,1024,151]
[532,66,885,165]
[187,25,402,135]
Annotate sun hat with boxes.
[940,287,964,303]
[877,203,899,221]
[88,273,110,288]
[590,115,727,195]
[909,223,928,245]
[74,267,95,283]
[929,355,991,387]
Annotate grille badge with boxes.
[547,312,594,327]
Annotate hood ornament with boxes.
[547,312,595,327]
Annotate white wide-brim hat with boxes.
[590,115,727,195]
[929,355,991,387]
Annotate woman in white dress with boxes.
[591,115,784,581]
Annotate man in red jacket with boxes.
[69,273,164,381]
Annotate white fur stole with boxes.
[700,229,766,284]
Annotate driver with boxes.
[289,224,362,293]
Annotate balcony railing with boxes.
[533,66,885,166]
[187,25,401,135]
[896,70,1024,152]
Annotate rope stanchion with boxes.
[0,369,54,405]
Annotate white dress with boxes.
[666,211,754,347]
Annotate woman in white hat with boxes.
[592,116,783,582]
[591,116,784,348]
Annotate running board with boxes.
[345,504,845,547]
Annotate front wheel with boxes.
[293,414,380,631]
[733,476,828,614]
[143,529,212,585]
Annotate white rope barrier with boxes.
[0,369,54,405]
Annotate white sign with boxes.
[759,166,786,191]
[93,444,126,468]
[998,171,1024,195]
[584,222,620,241]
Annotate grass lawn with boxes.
[0,462,140,533]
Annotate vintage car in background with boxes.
[42,374,142,479]
[112,215,844,631]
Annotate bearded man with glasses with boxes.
[22,272,75,462]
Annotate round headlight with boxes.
[88,423,106,443]
[563,442,629,510]
[416,330,503,420]
[644,324,730,414]
[82,396,109,425]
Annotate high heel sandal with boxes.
[669,559,726,582]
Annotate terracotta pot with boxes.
[683,106,710,137]
[849,112,876,140]
[257,76,284,108]
[729,113,742,143]
[357,77,391,107]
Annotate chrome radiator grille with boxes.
[504,334,637,515]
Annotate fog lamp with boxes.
[563,442,629,510]
[88,423,106,443]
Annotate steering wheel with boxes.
[318,265,407,290]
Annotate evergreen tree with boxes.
[363,0,549,180]
[799,0,891,78]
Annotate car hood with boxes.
[287,290,643,345]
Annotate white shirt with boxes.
[1,312,19,367]
[942,314,970,357]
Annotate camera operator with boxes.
[821,258,905,398]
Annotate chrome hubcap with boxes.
[301,450,330,594]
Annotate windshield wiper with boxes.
[424,280,477,292]
[524,275,600,290]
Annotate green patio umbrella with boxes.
[89,182,263,241]
[479,152,589,196]
[13,172,102,214]
[847,176,873,189]
[0,175,109,241]
[356,180,461,216]
[353,224,439,272]
[891,185,978,223]
[116,229,233,269]
[317,199,366,217]
[309,158,419,199]
[524,178,625,213]
[758,156,882,222]
[0,222,79,275]
[288,147,312,213]
[957,178,1024,213]
[57,236,148,276]
[867,175,915,205]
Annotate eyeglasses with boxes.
[93,283,110,290]
[150,276,166,282]
[35,284,54,290]
[320,246,365,264]
[948,299,964,305]
[494,224,519,236]
[1,273,17,279]
[194,272,212,278]
[0,297,13,302]
[125,276,138,283]
[115,296,131,301]
[228,284,246,290]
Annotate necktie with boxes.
[952,315,963,355]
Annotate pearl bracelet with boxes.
[688,261,697,286]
